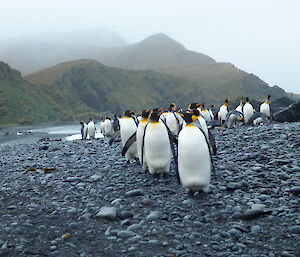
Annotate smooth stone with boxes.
[90,175,101,182]
[226,182,242,190]
[290,226,300,234]
[251,225,261,234]
[290,186,300,195]
[117,230,135,238]
[127,223,142,231]
[125,189,145,197]
[95,207,117,221]
[146,211,163,221]
[242,209,271,220]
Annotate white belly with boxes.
[202,110,212,122]
[104,120,113,136]
[243,103,254,123]
[236,105,242,113]
[165,112,179,135]
[87,122,95,138]
[178,126,211,191]
[219,105,228,121]
[260,103,270,117]
[198,116,208,140]
[144,123,171,174]
[120,118,138,160]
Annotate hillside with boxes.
[25,60,206,116]
[96,33,286,103]
[0,62,59,125]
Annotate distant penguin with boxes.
[100,118,105,134]
[143,110,172,175]
[112,114,120,132]
[136,109,151,169]
[225,110,244,128]
[219,99,230,123]
[120,110,138,162]
[243,97,254,124]
[104,117,113,137]
[209,105,217,120]
[260,94,271,119]
[201,104,212,122]
[87,117,96,139]
[161,103,181,135]
[236,100,243,113]
[80,121,88,139]
[177,112,212,194]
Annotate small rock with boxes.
[117,230,135,238]
[290,226,300,235]
[125,189,145,197]
[146,211,163,221]
[251,225,261,234]
[242,209,272,220]
[90,175,101,182]
[95,206,117,221]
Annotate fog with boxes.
[0,0,299,93]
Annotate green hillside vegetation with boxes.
[0,62,59,126]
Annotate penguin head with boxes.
[188,103,201,110]
[80,120,84,125]
[149,109,164,122]
[123,110,135,117]
[179,112,198,124]
[89,117,93,121]
[141,109,151,119]
[169,103,176,111]
[246,97,250,103]
[188,109,200,117]
[266,94,271,103]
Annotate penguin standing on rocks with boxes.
[243,97,254,124]
[260,95,271,119]
[224,110,244,128]
[136,109,151,169]
[219,99,230,123]
[87,117,96,139]
[142,110,172,175]
[80,121,88,140]
[177,112,212,195]
[120,110,138,162]
[188,104,208,139]
[104,117,113,137]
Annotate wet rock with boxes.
[146,211,163,221]
[95,207,117,221]
[125,189,145,197]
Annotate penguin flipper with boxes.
[109,130,120,145]
[121,132,137,156]
[208,129,217,155]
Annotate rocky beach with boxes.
[0,122,299,257]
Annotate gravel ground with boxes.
[0,122,299,257]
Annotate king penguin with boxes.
[177,112,212,195]
[120,110,138,162]
[143,109,172,175]
[243,97,254,124]
[103,117,113,137]
[188,104,208,140]
[201,104,212,122]
[219,99,230,123]
[87,117,96,139]
[136,109,151,170]
[80,121,88,139]
[260,94,271,119]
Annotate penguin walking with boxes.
[243,97,254,124]
[260,95,271,119]
[136,109,151,170]
[120,110,138,162]
[219,99,230,123]
[80,121,88,139]
[177,112,212,195]
[87,117,96,139]
[143,110,172,175]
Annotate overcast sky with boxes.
[0,0,299,93]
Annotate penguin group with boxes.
[82,94,272,196]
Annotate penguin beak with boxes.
[178,113,184,117]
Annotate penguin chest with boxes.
[178,126,211,189]
[87,122,95,137]
[219,105,228,120]
[260,103,270,117]
[120,118,137,145]
[165,113,179,135]
[197,117,208,139]
[243,104,254,122]
[144,123,171,167]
